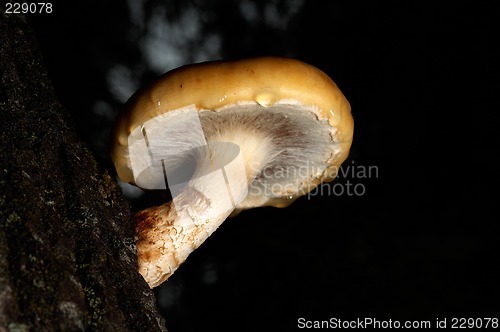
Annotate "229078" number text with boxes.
[5,3,53,14]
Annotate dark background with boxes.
[28,1,498,331]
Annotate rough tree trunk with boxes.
[0,13,167,332]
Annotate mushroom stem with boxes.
[133,129,273,288]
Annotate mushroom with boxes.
[111,56,354,288]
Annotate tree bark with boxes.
[0,13,167,332]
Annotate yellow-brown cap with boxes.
[111,56,353,209]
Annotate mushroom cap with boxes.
[111,56,353,209]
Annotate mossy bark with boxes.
[0,13,167,332]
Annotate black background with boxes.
[28,1,499,331]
